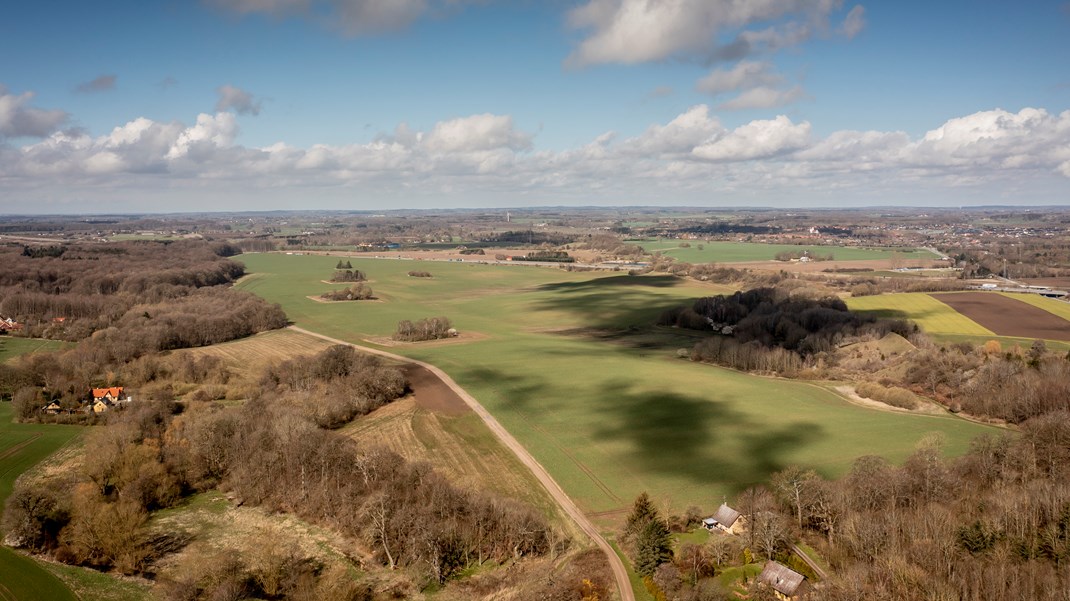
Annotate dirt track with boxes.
[935,292,1070,341]
[287,326,635,601]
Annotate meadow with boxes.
[238,253,1000,522]
[626,240,935,264]
[0,403,82,601]
[0,336,67,363]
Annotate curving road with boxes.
[288,326,635,601]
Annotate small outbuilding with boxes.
[757,560,806,600]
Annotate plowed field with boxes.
[935,292,1070,341]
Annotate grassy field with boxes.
[0,403,83,601]
[0,337,68,363]
[627,240,935,264]
[237,253,1000,523]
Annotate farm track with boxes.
[287,326,636,601]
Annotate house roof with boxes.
[92,387,124,399]
[758,561,805,597]
[712,503,741,527]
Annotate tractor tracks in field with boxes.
[287,326,635,601]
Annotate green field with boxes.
[238,253,999,520]
[0,403,82,601]
[0,337,68,363]
[627,240,935,264]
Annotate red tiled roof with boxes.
[92,387,124,399]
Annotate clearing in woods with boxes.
[237,253,999,526]
[0,337,68,363]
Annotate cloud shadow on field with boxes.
[461,365,829,498]
[530,274,695,330]
[590,382,824,494]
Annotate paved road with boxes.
[288,326,635,601]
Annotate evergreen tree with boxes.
[336,259,345,269]
[634,517,673,577]
[624,492,657,540]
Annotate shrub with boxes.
[321,283,374,301]
[407,271,433,278]
[330,269,366,282]
[393,317,454,342]
[855,382,919,409]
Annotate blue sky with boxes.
[2,0,1069,212]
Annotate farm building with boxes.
[0,317,22,333]
[758,560,807,600]
[92,387,126,402]
[43,400,64,415]
[85,387,130,413]
[703,503,744,535]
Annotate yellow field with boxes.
[847,293,994,336]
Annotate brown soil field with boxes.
[935,292,1070,341]
[400,363,469,415]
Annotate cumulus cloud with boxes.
[4,106,1070,209]
[566,0,850,66]
[215,85,262,116]
[423,114,532,153]
[692,115,811,161]
[207,0,449,35]
[75,74,117,94]
[840,5,866,38]
[0,86,68,139]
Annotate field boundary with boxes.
[287,326,635,601]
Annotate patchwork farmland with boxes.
[237,253,999,521]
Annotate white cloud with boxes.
[4,105,1070,210]
[566,0,848,66]
[840,5,866,39]
[622,105,723,155]
[423,114,532,153]
[0,86,68,139]
[215,85,262,116]
[692,115,811,161]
